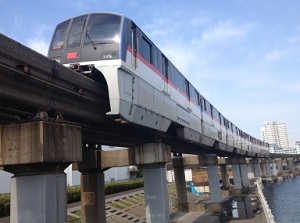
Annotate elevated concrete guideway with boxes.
[0,33,264,157]
[0,33,297,223]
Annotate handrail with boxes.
[255,178,276,223]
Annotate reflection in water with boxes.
[223,195,260,221]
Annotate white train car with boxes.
[48,12,269,157]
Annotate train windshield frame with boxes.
[50,20,69,50]
[50,14,121,51]
[84,14,121,45]
[66,15,86,48]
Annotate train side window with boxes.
[185,79,190,98]
[218,113,222,125]
[153,47,158,69]
[210,104,213,119]
[131,24,137,52]
[168,64,174,84]
[196,91,200,106]
[162,55,168,78]
[174,69,185,92]
[202,98,207,111]
[157,53,162,73]
[141,37,152,64]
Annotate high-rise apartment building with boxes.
[260,121,290,150]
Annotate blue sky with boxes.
[1,0,300,147]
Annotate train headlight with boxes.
[113,35,120,43]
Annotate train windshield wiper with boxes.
[86,32,97,50]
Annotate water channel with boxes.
[263,176,300,223]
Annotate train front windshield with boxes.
[49,14,121,63]
[84,14,121,45]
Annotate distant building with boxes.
[269,144,283,153]
[283,148,297,154]
[296,141,300,154]
[260,121,290,150]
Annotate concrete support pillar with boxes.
[11,173,67,223]
[220,164,229,189]
[275,159,283,178]
[270,160,277,177]
[265,161,272,178]
[80,170,106,223]
[287,158,295,172]
[227,157,252,195]
[231,164,242,190]
[252,158,261,178]
[207,165,221,202]
[76,150,106,223]
[239,158,249,188]
[0,122,81,223]
[203,155,222,212]
[135,142,171,223]
[144,164,169,223]
[172,153,188,211]
[228,157,242,191]
[260,161,267,177]
[246,162,253,178]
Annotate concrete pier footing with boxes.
[0,121,82,223]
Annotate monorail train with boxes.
[48,12,269,157]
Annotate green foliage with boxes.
[0,194,10,218]
[0,179,144,218]
[105,179,144,195]
[67,186,81,204]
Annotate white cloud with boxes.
[265,49,286,61]
[201,20,254,42]
[143,17,175,38]
[26,39,49,56]
[283,83,300,91]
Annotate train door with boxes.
[162,55,169,93]
[131,23,138,69]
